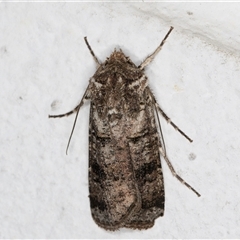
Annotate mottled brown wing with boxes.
[88,101,141,230]
[124,86,165,229]
[88,71,164,230]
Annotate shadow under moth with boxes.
[49,26,200,231]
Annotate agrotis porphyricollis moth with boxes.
[49,26,200,231]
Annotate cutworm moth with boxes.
[49,26,200,231]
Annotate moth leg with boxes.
[139,26,174,70]
[156,102,193,142]
[49,84,91,154]
[149,90,193,143]
[48,84,90,118]
[159,147,201,197]
[84,37,101,67]
[48,104,80,118]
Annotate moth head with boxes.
[105,48,136,67]
[108,49,129,63]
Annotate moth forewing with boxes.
[49,26,200,231]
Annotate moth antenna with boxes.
[84,37,101,67]
[139,26,174,70]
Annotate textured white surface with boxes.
[1,2,240,238]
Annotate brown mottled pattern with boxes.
[49,28,200,231]
[88,51,164,230]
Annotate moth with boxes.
[49,26,200,231]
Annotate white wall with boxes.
[1,2,240,238]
